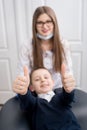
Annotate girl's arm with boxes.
[17,39,33,76]
[62,38,73,75]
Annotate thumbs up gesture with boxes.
[13,66,30,95]
[24,66,30,86]
[61,63,76,93]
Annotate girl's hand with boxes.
[13,66,30,95]
[61,63,76,93]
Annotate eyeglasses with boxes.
[36,20,53,27]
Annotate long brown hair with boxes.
[32,6,65,72]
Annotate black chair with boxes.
[0,89,87,130]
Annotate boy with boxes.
[18,67,81,130]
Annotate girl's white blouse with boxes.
[17,38,73,89]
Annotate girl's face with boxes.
[31,69,54,94]
[36,13,54,36]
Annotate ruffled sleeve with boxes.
[61,38,73,75]
[16,39,33,76]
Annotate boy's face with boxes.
[31,69,54,94]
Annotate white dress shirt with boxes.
[38,91,55,102]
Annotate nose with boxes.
[42,23,48,28]
[41,77,45,82]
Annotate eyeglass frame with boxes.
[36,20,53,27]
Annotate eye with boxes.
[36,21,43,25]
[46,20,52,23]
[44,76,49,79]
[35,78,40,81]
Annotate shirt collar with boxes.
[38,91,55,102]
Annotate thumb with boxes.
[23,66,30,85]
[24,66,29,77]
[61,63,66,76]
[23,66,30,89]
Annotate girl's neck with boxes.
[41,40,53,51]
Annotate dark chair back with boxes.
[0,89,87,130]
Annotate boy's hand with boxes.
[13,66,30,95]
[61,63,76,93]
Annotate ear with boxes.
[29,85,35,92]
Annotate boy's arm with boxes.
[18,90,36,111]
[60,63,75,106]
[59,88,75,107]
